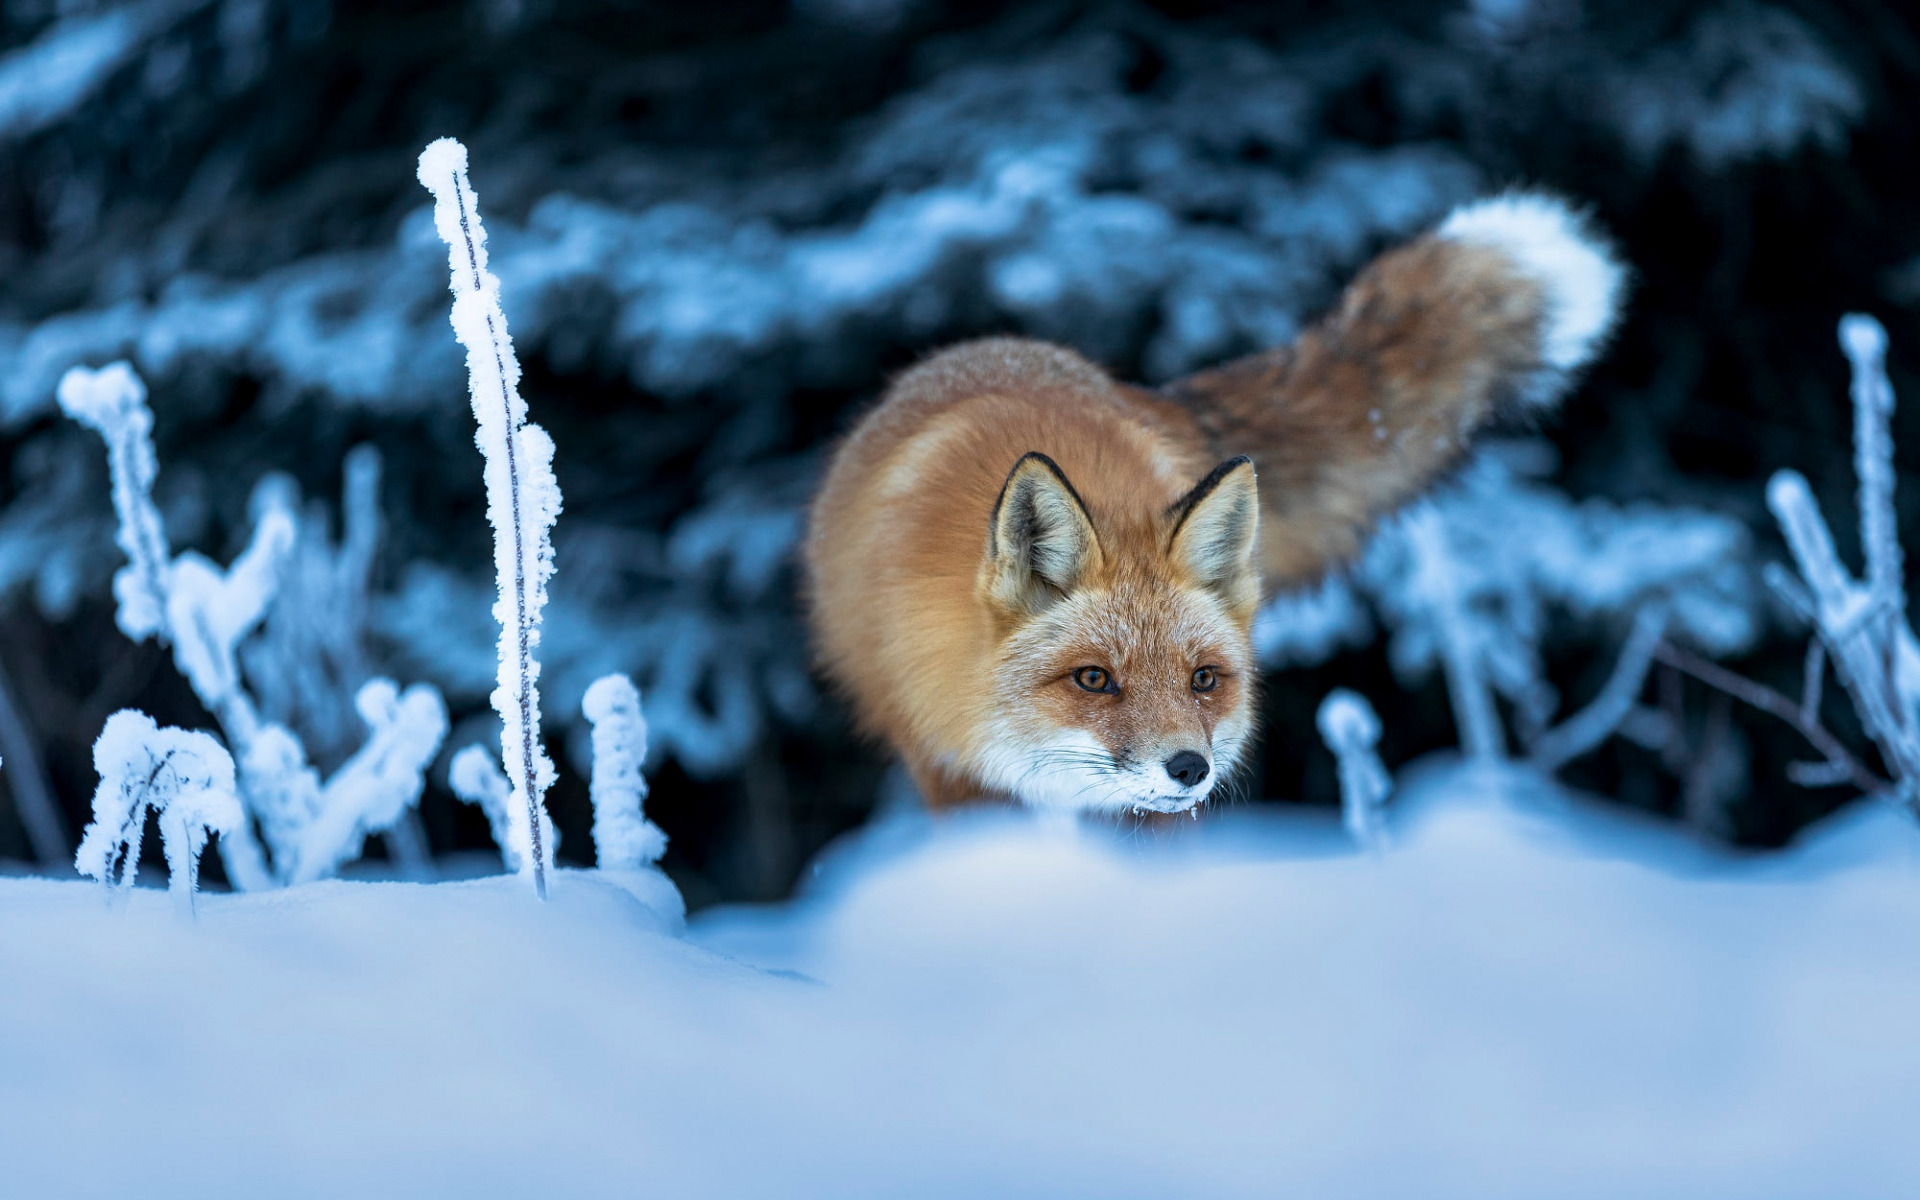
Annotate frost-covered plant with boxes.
[75,710,242,917]
[56,362,446,888]
[1271,439,1759,818]
[1332,442,1757,771]
[1316,689,1391,852]
[1659,314,1920,807]
[583,673,666,872]
[417,136,563,897]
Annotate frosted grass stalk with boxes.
[418,137,561,897]
[54,363,170,640]
[1317,689,1391,851]
[583,674,666,871]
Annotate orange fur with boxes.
[806,212,1618,812]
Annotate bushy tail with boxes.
[1164,192,1626,586]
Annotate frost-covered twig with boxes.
[583,674,665,872]
[1317,689,1392,851]
[1651,640,1887,795]
[75,711,241,917]
[1529,606,1668,773]
[418,137,561,897]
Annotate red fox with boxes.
[806,194,1624,814]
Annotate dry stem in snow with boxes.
[583,674,665,872]
[417,136,562,897]
[1317,689,1392,851]
[75,710,241,917]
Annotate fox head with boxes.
[970,452,1260,815]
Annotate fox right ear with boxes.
[983,452,1102,615]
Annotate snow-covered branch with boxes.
[417,136,562,897]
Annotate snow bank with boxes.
[4,790,1919,1198]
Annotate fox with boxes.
[806,193,1625,815]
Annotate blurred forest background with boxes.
[1,0,1917,908]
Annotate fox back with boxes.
[806,194,1624,814]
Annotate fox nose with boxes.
[1164,751,1209,789]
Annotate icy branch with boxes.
[75,710,241,917]
[583,674,665,872]
[1317,689,1392,852]
[418,136,561,898]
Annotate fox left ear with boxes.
[1167,456,1260,612]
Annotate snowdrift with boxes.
[5,785,1919,1199]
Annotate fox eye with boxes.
[1191,666,1219,693]
[1072,666,1117,694]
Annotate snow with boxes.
[7,789,1920,1197]
[418,136,562,896]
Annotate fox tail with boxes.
[1164,192,1627,585]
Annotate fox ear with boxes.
[1167,456,1259,611]
[984,452,1103,615]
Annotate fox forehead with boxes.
[998,576,1250,679]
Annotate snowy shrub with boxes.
[75,709,241,916]
[417,136,561,896]
[57,362,447,889]
[583,673,665,872]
